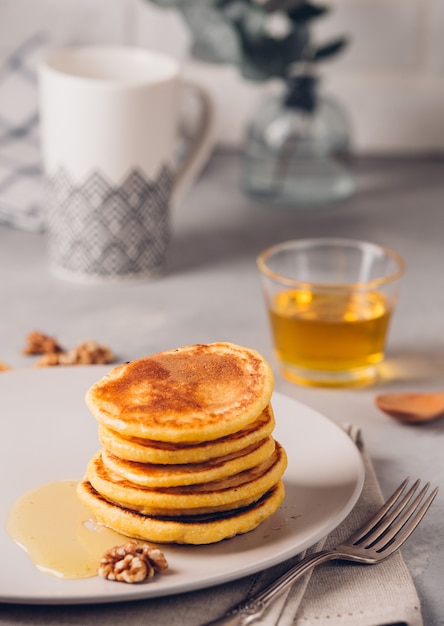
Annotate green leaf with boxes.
[217,0,251,16]
[179,1,242,64]
[234,3,268,42]
[261,0,306,13]
[313,36,348,61]
[287,2,330,23]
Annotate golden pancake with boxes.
[101,436,276,488]
[98,404,275,465]
[76,479,285,545]
[85,442,287,516]
[85,342,274,443]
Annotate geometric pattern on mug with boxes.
[46,166,174,278]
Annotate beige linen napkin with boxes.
[0,426,422,626]
[261,424,423,626]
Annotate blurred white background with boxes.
[1,0,444,203]
[132,0,444,154]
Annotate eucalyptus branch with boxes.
[148,0,348,83]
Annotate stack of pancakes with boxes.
[77,342,287,545]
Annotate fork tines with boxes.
[350,478,439,555]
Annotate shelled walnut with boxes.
[35,340,114,367]
[22,331,64,355]
[98,541,168,584]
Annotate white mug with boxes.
[38,45,215,282]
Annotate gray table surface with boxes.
[0,152,443,625]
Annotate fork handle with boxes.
[202,549,340,626]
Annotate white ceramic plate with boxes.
[0,366,364,605]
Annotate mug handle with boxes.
[172,81,215,207]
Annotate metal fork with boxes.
[203,478,438,626]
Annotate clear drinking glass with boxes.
[257,238,405,387]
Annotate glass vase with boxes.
[242,90,355,207]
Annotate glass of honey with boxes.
[257,238,405,387]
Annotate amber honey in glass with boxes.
[258,239,404,387]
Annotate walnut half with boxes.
[98,541,168,584]
[35,340,114,367]
[22,331,64,355]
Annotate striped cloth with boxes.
[0,33,45,231]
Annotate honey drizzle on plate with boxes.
[6,480,129,579]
